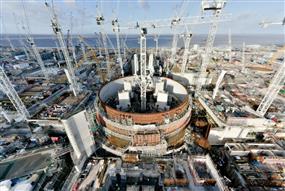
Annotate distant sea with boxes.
[0,34,284,49]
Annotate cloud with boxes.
[1,2,52,34]
[0,1,90,34]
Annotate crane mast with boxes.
[7,37,15,51]
[212,70,227,99]
[140,28,147,111]
[27,36,50,80]
[101,32,111,77]
[153,34,159,57]
[196,0,226,91]
[3,20,15,51]
[0,68,30,120]
[68,13,78,65]
[45,2,80,97]
[94,32,102,57]
[66,29,78,65]
[96,11,111,79]
[13,13,31,60]
[167,0,189,74]
[168,26,179,74]
[21,1,50,80]
[256,60,285,116]
[22,43,31,61]
[256,20,285,117]
[228,28,232,63]
[112,18,124,76]
[181,33,192,73]
[0,106,11,123]
[78,36,87,62]
[241,42,246,72]
[123,45,126,62]
[55,41,63,61]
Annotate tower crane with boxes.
[77,35,99,66]
[112,18,124,76]
[2,21,15,51]
[78,35,87,62]
[259,17,285,28]
[241,42,246,72]
[94,32,102,58]
[96,6,111,79]
[0,106,11,123]
[212,70,227,99]
[121,35,131,62]
[112,23,149,110]
[153,34,159,57]
[140,28,148,111]
[122,14,230,30]
[228,28,232,63]
[66,12,78,65]
[76,35,107,82]
[168,25,179,74]
[119,12,230,110]
[45,1,81,97]
[78,7,87,63]
[196,0,227,91]
[181,33,193,73]
[121,13,230,76]
[6,37,15,51]
[106,33,118,58]
[21,1,50,80]
[256,19,285,117]
[256,56,285,116]
[0,68,30,120]
[148,53,154,76]
[54,41,63,61]
[68,12,78,64]
[20,41,31,61]
[168,0,190,74]
[26,36,50,80]
[13,13,31,60]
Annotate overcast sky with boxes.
[0,0,284,35]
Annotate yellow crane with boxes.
[76,35,99,68]
[268,45,285,66]
[76,35,108,82]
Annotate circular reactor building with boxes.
[96,76,192,156]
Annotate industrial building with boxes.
[71,154,228,191]
[220,142,285,190]
[96,76,192,156]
